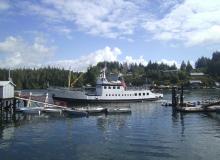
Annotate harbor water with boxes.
[1,89,220,160]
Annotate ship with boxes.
[48,67,163,103]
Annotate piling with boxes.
[0,99,3,114]
[180,85,184,107]
[172,87,177,108]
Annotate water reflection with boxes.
[1,89,220,160]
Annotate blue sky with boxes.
[0,0,220,71]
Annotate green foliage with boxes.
[1,51,220,89]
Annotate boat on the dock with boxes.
[42,107,63,114]
[49,67,163,103]
[63,108,88,117]
[177,105,220,113]
[17,107,44,114]
[75,106,107,114]
[107,107,132,114]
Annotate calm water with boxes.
[1,89,220,160]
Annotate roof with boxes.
[0,81,16,87]
[189,80,202,84]
[190,72,205,76]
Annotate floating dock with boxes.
[171,86,220,113]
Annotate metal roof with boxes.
[189,80,202,84]
[0,81,16,87]
[190,72,205,76]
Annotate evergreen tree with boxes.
[180,61,186,71]
[186,61,193,73]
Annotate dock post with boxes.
[45,93,49,108]
[0,99,2,115]
[180,85,184,107]
[5,100,9,121]
[24,100,27,107]
[27,92,32,107]
[172,87,177,108]
[12,98,16,115]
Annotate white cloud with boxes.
[49,48,181,71]
[157,59,179,67]
[0,0,10,11]
[49,46,121,72]
[17,0,145,39]
[144,0,220,46]
[124,56,148,66]
[0,36,55,68]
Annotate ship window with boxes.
[104,86,107,89]
[106,94,108,96]
[113,86,116,89]
[147,93,149,95]
[115,94,117,96]
[139,93,141,96]
[122,94,123,96]
[119,94,120,96]
[135,93,137,96]
[143,93,145,96]
[112,94,114,96]
[109,86,111,89]
[117,86,120,89]
[109,94,111,96]
[130,94,131,96]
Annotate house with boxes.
[190,72,205,76]
[0,81,16,99]
[189,72,205,88]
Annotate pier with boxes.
[171,86,220,113]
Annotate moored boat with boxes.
[17,107,44,114]
[63,108,88,117]
[42,107,63,114]
[107,107,132,114]
[49,67,163,103]
[75,106,107,114]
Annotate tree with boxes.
[180,61,186,71]
[186,61,193,73]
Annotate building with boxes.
[0,81,16,99]
[189,72,205,88]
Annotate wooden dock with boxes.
[171,86,220,113]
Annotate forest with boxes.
[0,51,220,89]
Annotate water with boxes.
[1,89,220,160]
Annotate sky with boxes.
[0,0,220,71]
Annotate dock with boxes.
[171,86,220,113]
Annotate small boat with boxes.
[75,106,107,114]
[42,107,63,114]
[63,108,88,117]
[17,107,44,114]
[107,107,132,114]
[161,102,172,107]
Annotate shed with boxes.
[190,72,205,76]
[0,81,16,99]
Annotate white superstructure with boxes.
[49,68,163,103]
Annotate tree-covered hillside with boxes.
[1,51,220,89]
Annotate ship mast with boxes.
[68,67,71,88]
[8,68,12,82]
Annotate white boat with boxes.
[42,107,63,114]
[49,67,163,103]
[17,107,44,114]
[75,107,107,114]
[63,108,88,117]
[107,107,132,114]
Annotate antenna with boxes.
[68,67,71,88]
[8,68,12,82]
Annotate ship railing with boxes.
[48,86,85,91]
[125,86,150,91]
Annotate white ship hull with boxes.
[48,67,163,103]
[49,87,163,103]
